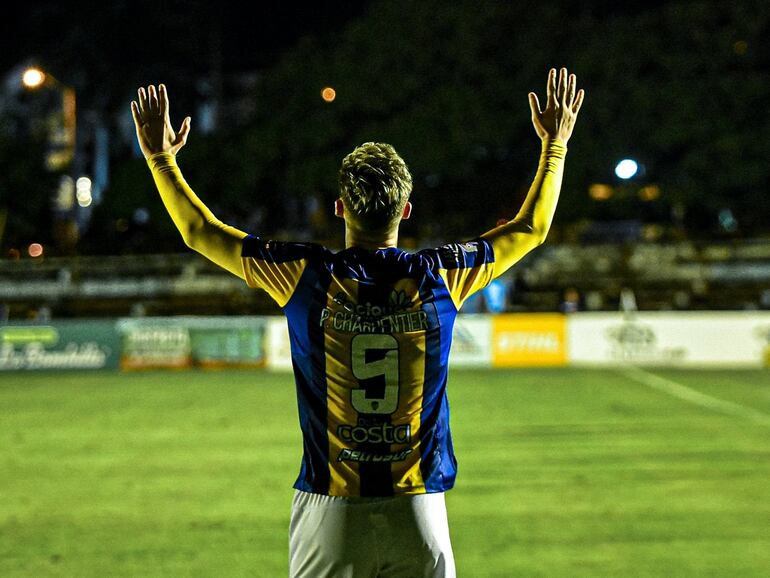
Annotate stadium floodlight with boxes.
[22,67,46,89]
[614,158,639,180]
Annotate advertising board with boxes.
[0,321,120,371]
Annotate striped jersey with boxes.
[241,236,496,497]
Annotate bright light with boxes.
[28,243,44,258]
[22,68,46,89]
[321,87,336,102]
[615,159,639,180]
[76,176,92,207]
[589,183,614,201]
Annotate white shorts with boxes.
[289,489,456,578]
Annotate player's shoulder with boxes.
[328,245,441,282]
[241,235,331,263]
[416,238,495,270]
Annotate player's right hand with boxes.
[528,68,584,144]
[130,84,191,159]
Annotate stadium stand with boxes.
[2,239,770,318]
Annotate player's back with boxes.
[241,236,495,497]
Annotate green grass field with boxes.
[1,368,769,577]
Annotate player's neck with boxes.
[344,222,400,250]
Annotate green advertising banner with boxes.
[116,317,266,370]
[0,321,120,371]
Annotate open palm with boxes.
[528,68,584,144]
[130,84,191,159]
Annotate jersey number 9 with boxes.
[351,334,400,415]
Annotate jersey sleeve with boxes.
[241,235,317,307]
[420,238,496,310]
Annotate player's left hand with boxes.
[130,84,191,159]
[528,68,585,144]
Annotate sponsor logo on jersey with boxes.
[333,290,412,316]
[337,422,411,444]
[337,448,413,463]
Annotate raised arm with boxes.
[481,68,584,277]
[130,84,247,279]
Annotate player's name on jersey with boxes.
[319,308,429,334]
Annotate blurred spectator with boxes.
[673,290,691,310]
[584,290,605,311]
[130,303,147,317]
[620,287,638,313]
[27,305,51,323]
[483,279,508,313]
[559,287,580,313]
[37,305,51,323]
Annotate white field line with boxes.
[619,365,770,426]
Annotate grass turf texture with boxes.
[1,368,768,577]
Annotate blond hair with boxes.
[338,142,412,230]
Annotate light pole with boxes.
[22,66,77,172]
[22,65,82,253]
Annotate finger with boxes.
[528,92,542,116]
[175,116,192,145]
[130,101,143,127]
[138,87,148,116]
[159,84,167,120]
[160,84,172,123]
[567,74,576,106]
[148,85,159,115]
[558,68,567,106]
[572,89,585,115]
[546,68,557,107]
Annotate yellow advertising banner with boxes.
[492,314,567,367]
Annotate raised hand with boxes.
[130,84,191,159]
[528,68,584,144]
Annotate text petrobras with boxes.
[335,422,413,463]
[337,448,413,463]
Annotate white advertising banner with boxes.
[449,315,493,367]
[265,314,493,370]
[266,316,293,371]
[266,312,770,370]
[568,312,770,367]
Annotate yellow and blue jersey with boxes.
[242,236,495,497]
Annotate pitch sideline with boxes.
[619,365,770,426]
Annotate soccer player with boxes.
[131,67,583,578]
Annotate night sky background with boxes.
[2,0,769,255]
